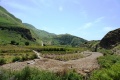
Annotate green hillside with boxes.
[23,23,56,45]
[23,23,87,46]
[0,6,87,46]
[0,6,36,45]
[52,34,87,47]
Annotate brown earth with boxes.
[0,52,103,76]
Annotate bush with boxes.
[10,40,16,45]
[29,54,37,59]
[12,56,21,62]
[10,40,19,45]
[25,42,29,46]
[21,55,28,61]
[61,70,83,80]
[0,58,6,65]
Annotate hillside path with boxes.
[33,50,43,59]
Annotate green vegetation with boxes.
[23,23,56,45]
[0,6,36,45]
[1,5,120,80]
[52,34,87,46]
[0,58,6,65]
[27,46,88,53]
[90,55,120,80]
[0,67,83,80]
[0,6,87,46]
[98,48,113,55]
[24,23,87,46]
[26,46,88,61]
[0,45,37,64]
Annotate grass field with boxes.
[0,45,37,64]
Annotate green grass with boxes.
[27,46,87,61]
[0,29,37,45]
[98,48,113,55]
[0,45,37,64]
[90,55,120,80]
[0,67,83,80]
[0,6,37,45]
[27,46,88,53]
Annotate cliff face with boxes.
[100,28,120,49]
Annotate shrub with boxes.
[12,56,21,62]
[0,58,6,65]
[61,70,83,80]
[21,55,28,61]
[29,54,37,59]
[10,40,16,45]
[25,42,29,46]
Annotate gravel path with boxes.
[0,52,103,75]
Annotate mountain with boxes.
[52,34,87,47]
[0,6,87,46]
[23,23,87,46]
[100,28,120,49]
[23,23,56,45]
[0,6,36,45]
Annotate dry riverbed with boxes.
[0,52,103,75]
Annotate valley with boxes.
[0,5,120,80]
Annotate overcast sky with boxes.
[0,0,120,40]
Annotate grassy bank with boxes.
[90,54,120,80]
[0,67,83,80]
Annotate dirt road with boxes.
[0,52,103,75]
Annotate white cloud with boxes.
[76,17,105,32]
[72,0,80,5]
[103,27,115,32]
[72,22,93,33]
[59,6,63,12]
[3,0,36,11]
[30,0,53,8]
[95,17,104,23]
[83,22,92,29]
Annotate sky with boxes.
[0,0,120,40]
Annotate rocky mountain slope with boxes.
[100,28,120,49]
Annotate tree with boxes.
[10,40,16,45]
[25,42,29,46]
